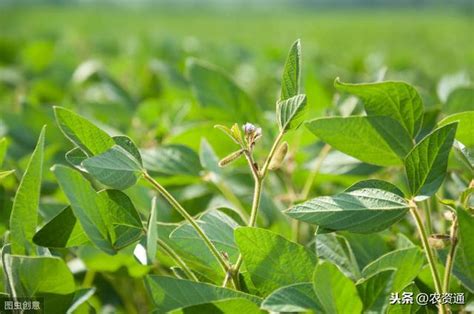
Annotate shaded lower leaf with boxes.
[356,270,396,313]
[142,144,202,177]
[313,261,363,314]
[33,206,90,248]
[234,227,317,296]
[316,233,361,281]
[362,247,424,292]
[261,283,322,312]
[145,276,261,312]
[3,254,75,313]
[169,298,264,314]
[285,188,409,233]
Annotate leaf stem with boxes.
[442,216,458,294]
[409,200,447,314]
[143,172,231,277]
[157,238,199,282]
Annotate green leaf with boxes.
[145,276,261,312]
[335,79,424,137]
[234,227,317,296]
[405,123,458,198]
[142,144,202,177]
[285,188,409,233]
[261,283,322,313]
[199,138,222,176]
[82,145,143,190]
[346,179,404,197]
[277,94,307,132]
[65,147,87,170]
[169,298,264,314]
[54,106,114,156]
[113,135,143,166]
[452,208,474,292]
[453,141,474,172]
[386,283,420,314]
[306,116,413,166]
[0,169,15,181]
[53,164,114,254]
[315,233,361,280]
[313,261,363,314]
[33,206,89,248]
[169,209,240,271]
[53,165,143,254]
[342,232,389,270]
[3,254,75,313]
[362,247,424,292]
[280,39,301,101]
[9,126,45,255]
[445,86,474,114]
[356,270,396,313]
[438,111,474,147]
[186,58,256,121]
[145,197,158,264]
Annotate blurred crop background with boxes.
[0,0,473,312]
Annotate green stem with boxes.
[442,216,458,294]
[409,201,447,314]
[424,199,433,235]
[157,238,199,282]
[223,131,286,289]
[143,172,231,278]
[300,144,331,201]
[82,270,96,288]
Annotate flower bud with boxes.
[243,122,257,135]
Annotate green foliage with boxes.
[405,123,457,199]
[313,261,363,313]
[306,116,413,166]
[9,126,45,255]
[235,227,317,296]
[335,79,424,137]
[286,188,409,233]
[145,276,261,312]
[1,26,472,313]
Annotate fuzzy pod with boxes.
[218,149,244,167]
[269,142,289,170]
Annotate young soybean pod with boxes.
[268,141,289,170]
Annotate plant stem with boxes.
[409,200,447,314]
[300,144,331,201]
[82,270,96,287]
[442,216,458,294]
[143,172,231,278]
[424,199,433,235]
[157,238,199,282]
[223,131,286,289]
